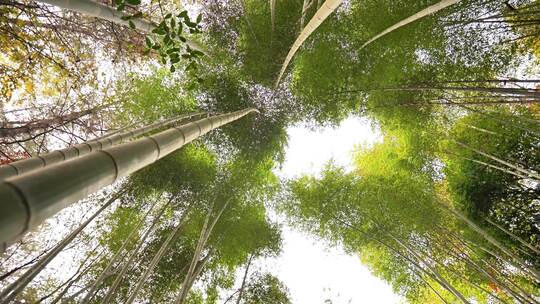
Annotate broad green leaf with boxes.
[178,10,188,19]
[145,37,153,48]
[116,3,125,11]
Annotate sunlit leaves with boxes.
[148,10,205,75]
[240,273,291,304]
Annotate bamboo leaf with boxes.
[274,0,344,88]
[145,37,153,48]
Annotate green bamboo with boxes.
[0,190,125,303]
[484,217,540,256]
[96,198,173,304]
[270,0,276,36]
[359,0,461,50]
[36,0,205,52]
[80,198,159,303]
[445,206,540,281]
[90,120,142,142]
[0,112,206,180]
[274,0,343,88]
[453,140,540,180]
[123,216,187,304]
[175,201,229,304]
[0,108,257,253]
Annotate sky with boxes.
[254,116,402,303]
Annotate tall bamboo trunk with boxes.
[416,272,451,304]
[36,244,102,303]
[97,198,174,304]
[333,216,464,301]
[439,86,540,98]
[443,150,531,180]
[81,198,159,303]
[429,234,514,304]
[270,0,276,36]
[235,254,253,304]
[359,0,461,50]
[346,211,470,303]
[175,201,229,304]
[36,0,205,52]
[0,112,205,180]
[462,123,499,135]
[388,234,471,304]
[440,235,535,304]
[449,247,533,303]
[299,0,310,30]
[123,214,188,304]
[274,0,343,88]
[453,140,540,180]
[0,108,257,252]
[455,103,540,136]
[445,205,540,281]
[430,79,540,85]
[177,249,214,303]
[90,119,143,142]
[484,217,540,256]
[435,224,532,298]
[175,205,214,304]
[48,247,105,304]
[385,86,540,98]
[0,190,124,303]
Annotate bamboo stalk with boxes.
[484,217,540,256]
[453,140,540,180]
[81,198,159,303]
[445,206,540,281]
[0,190,125,302]
[0,108,257,253]
[235,254,253,304]
[274,0,343,88]
[0,112,206,180]
[36,0,205,52]
[123,213,188,304]
[96,197,173,304]
[300,0,310,30]
[48,246,106,304]
[359,0,461,50]
[270,0,276,36]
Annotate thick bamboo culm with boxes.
[37,0,205,52]
[358,0,460,50]
[39,0,156,31]
[0,112,206,180]
[274,0,343,88]
[0,108,257,252]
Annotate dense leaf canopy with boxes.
[1,0,539,303]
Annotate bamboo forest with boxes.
[1,0,540,303]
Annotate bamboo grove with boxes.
[0,0,539,303]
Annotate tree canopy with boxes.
[1,0,539,303]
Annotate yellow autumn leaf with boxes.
[24,81,34,94]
